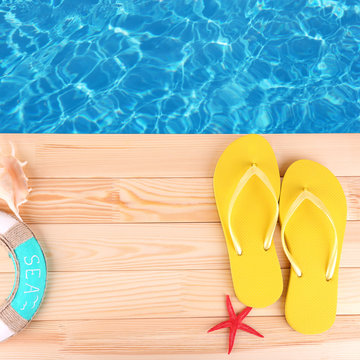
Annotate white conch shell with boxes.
[0,143,31,221]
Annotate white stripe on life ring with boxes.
[0,319,14,342]
[0,214,18,234]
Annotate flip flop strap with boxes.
[281,189,338,281]
[227,164,279,255]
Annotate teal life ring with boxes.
[0,211,47,341]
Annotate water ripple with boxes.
[0,0,359,133]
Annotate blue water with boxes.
[0,0,359,133]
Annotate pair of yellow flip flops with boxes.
[214,135,347,335]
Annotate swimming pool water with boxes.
[0,0,359,133]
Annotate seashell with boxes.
[0,143,30,221]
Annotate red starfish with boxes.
[208,295,264,354]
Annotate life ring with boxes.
[0,211,47,342]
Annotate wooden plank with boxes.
[59,316,360,357]
[0,134,359,178]
[0,317,359,359]
[2,176,358,223]
[0,222,358,272]
[0,269,358,320]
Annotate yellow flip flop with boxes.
[279,160,347,334]
[214,134,283,308]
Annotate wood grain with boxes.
[0,176,358,223]
[0,222,359,272]
[0,269,359,320]
[0,134,358,359]
[0,317,359,359]
[0,134,359,178]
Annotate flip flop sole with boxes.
[214,135,283,308]
[280,160,347,334]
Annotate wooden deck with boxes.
[0,134,359,359]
